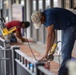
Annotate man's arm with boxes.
[16,31,35,43]
[39,24,55,60]
[45,24,55,56]
[16,31,26,42]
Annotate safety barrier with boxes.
[0,37,19,75]
[0,37,12,75]
[0,37,53,75]
[12,48,53,75]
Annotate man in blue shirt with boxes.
[31,8,76,75]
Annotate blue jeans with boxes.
[58,26,76,75]
[10,33,17,43]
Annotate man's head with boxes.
[21,21,30,28]
[31,11,45,29]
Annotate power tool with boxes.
[47,41,61,61]
[1,26,16,36]
[0,18,17,39]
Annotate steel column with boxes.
[50,0,53,8]
[36,0,39,41]
[69,0,74,8]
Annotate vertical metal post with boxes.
[42,0,45,10]
[50,0,53,8]
[58,0,66,8]
[12,46,20,75]
[8,0,12,21]
[30,0,33,37]
[35,62,44,75]
[42,0,46,44]
[0,0,3,18]
[26,0,31,38]
[19,0,21,4]
[3,0,6,19]
[2,1,7,74]
[4,41,6,75]
[61,0,65,8]
[13,0,16,3]
[55,0,63,54]
[11,0,13,4]
[23,0,26,21]
[8,48,13,75]
[36,0,39,41]
[22,6,24,21]
[60,0,65,54]
[23,0,27,36]
[0,1,6,74]
[69,0,74,8]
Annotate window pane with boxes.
[45,0,50,8]
[65,0,69,9]
[39,0,42,9]
[33,0,36,11]
[74,0,76,7]
[54,0,58,7]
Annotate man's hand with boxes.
[38,52,48,61]
[21,38,36,43]
[21,38,26,42]
[28,39,36,43]
[16,31,36,43]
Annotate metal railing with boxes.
[0,37,12,75]
[0,37,53,75]
[12,49,53,75]
[37,66,53,75]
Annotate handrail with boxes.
[15,59,36,75]
[15,50,37,64]
[0,37,12,75]
[0,36,53,75]
[13,49,53,75]
[14,50,37,75]
[38,66,53,75]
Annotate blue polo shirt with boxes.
[43,8,76,30]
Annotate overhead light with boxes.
[21,1,24,6]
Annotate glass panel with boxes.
[65,0,69,9]
[39,0,43,42]
[33,0,36,11]
[74,0,76,7]
[39,0,42,10]
[54,0,58,7]
[45,0,50,8]
[32,0,37,40]
[3,0,9,22]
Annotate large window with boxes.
[54,0,58,7]
[39,0,42,10]
[65,0,70,9]
[74,0,76,7]
[3,0,9,22]
[45,0,50,8]
[33,0,36,11]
